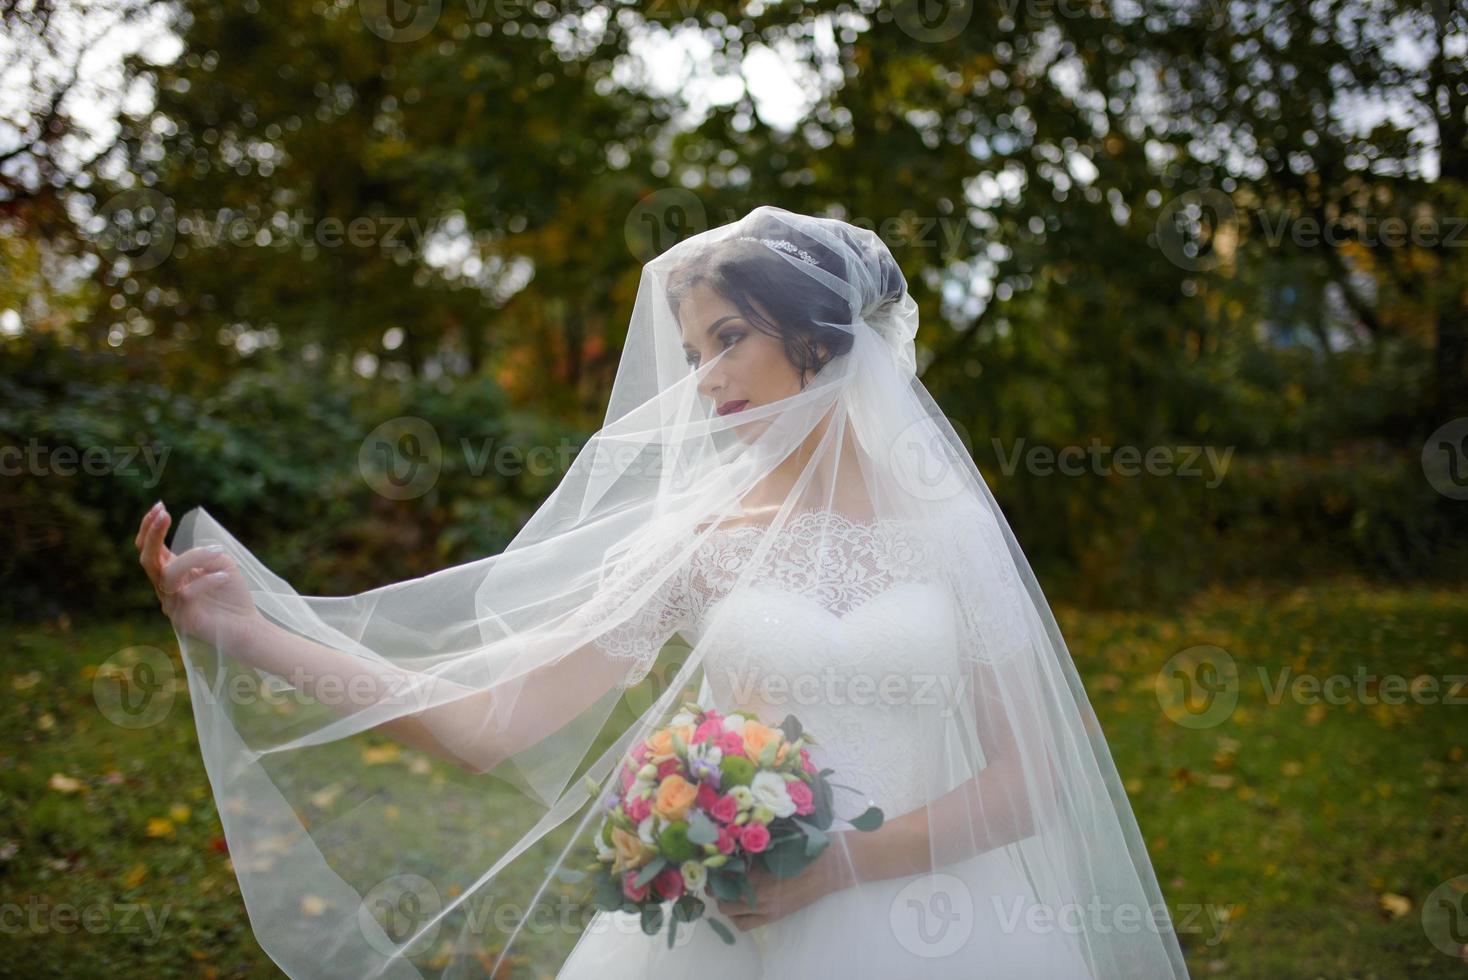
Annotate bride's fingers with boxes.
[178,569,230,600]
[140,507,172,576]
[159,547,231,597]
[134,505,155,550]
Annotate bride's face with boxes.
[678,281,809,441]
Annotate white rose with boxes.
[637,813,660,846]
[750,770,796,818]
[728,785,755,811]
[723,714,746,736]
[670,710,697,727]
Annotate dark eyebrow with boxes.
[681,315,741,352]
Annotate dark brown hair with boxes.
[665,214,905,384]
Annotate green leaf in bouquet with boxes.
[761,833,816,878]
[583,774,602,797]
[706,915,736,945]
[667,916,678,948]
[640,904,664,936]
[592,871,624,911]
[777,714,802,743]
[792,817,828,856]
[671,728,688,757]
[848,805,884,832]
[632,856,667,888]
[672,894,705,923]
[810,775,835,830]
[707,870,742,901]
[685,808,718,846]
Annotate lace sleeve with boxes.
[573,533,693,689]
[947,501,1033,666]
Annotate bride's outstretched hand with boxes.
[135,501,261,647]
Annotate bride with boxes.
[135,206,1190,978]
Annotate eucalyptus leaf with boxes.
[686,808,718,845]
[632,856,667,888]
[707,916,735,945]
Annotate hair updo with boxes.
[664,209,907,383]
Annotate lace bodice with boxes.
[576,506,1032,817]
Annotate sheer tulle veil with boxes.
[167,205,1190,978]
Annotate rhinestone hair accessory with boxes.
[738,235,819,267]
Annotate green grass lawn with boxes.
[3,576,1465,978]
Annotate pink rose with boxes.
[710,794,738,824]
[692,718,722,744]
[624,795,651,822]
[739,822,770,853]
[787,779,815,816]
[622,870,649,902]
[653,866,684,901]
[656,758,681,779]
[695,782,718,812]
[620,766,636,791]
[715,825,738,855]
[717,732,745,756]
[800,747,815,773]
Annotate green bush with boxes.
[1,335,577,621]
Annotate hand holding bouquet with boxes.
[581,703,884,946]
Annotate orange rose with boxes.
[646,724,694,760]
[653,774,699,821]
[742,721,788,763]
[611,826,654,873]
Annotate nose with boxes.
[695,351,727,402]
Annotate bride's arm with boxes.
[823,652,1052,891]
[225,613,630,774]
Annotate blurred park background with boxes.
[2,0,1466,976]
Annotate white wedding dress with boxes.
[557,511,1094,979]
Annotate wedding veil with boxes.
[167,205,1190,978]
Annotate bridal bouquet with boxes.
[579,703,884,946]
